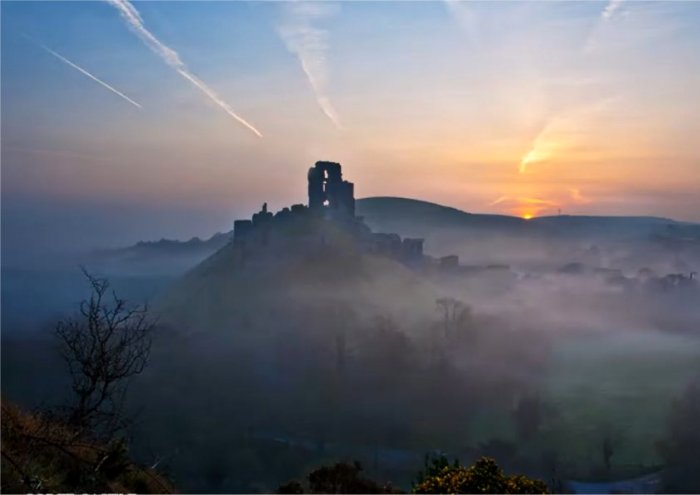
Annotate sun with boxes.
[522,213,534,220]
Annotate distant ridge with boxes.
[359,197,683,226]
[91,196,697,275]
[95,231,231,256]
[357,196,524,227]
[531,214,680,225]
[86,231,232,275]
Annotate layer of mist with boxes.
[2,196,699,492]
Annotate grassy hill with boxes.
[87,232,232,276]
[1,401,172,493]
[89,196,697,276]
[358,197,685,240]
[356,197,525,241]
[157,240,442,335]
[357,197,523,228]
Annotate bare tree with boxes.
[55,267,154,438]
[435,297,472,341]
[598,421,623,476]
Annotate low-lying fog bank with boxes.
[2,200,699,492]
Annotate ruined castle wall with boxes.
[230,161,443,270]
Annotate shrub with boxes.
[277,461,395,494]
[0,401,172,493]
[412,456,548,494]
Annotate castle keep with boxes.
[232,161,425,266]
[307,161,355,217]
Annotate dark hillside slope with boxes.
[88,197,697,274]
[357,197,686,240]
[157,241,441,335]
[356,197,697,266]
[357,197,524,234]
[87,232,231,275]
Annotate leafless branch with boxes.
[55,267,155,439]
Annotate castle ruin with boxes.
[232,161,427,266]
[307,161,355,217]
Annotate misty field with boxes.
[545,331,700,465]
[469,330,700,476]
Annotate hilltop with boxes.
[157,162,443,334]
[88,196,699,276]
[158,240,441,334]
[358,197,688,239]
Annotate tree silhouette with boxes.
[658,376,700,492]
[512,394,543,441]
[55,268,154,438]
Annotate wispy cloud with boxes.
[521,197,559,206]
[3,146,124,164]
[34,41,142,109]
[488,195,510,207]
[584,0,625,53]
[487,195,560,218]
[106,0,262,138]
[277,2,342,129]
[518,98,616,174]
[519,120,557,174]
[602,0,624,20]
[443,0,479,46]
[570,187,592,204]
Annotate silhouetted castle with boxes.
[307,161,355,217]
[231,161,427,266]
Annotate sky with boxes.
[2,0,700,260]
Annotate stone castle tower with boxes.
[307,161,355,217]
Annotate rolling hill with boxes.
[156,239,442,335]
[89,196,698,276]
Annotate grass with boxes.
[1,401,173,493]
[462,330,700,478]
[541,330,700,470]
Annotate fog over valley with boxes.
[2,1,700,493]
[3,169,699,492]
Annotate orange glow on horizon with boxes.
[522,213,534,220]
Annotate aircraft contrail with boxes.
[277,2,342,129]
[583,0,625,53]
[602,0,624,20]
[443,0,479,47]
[519,119,556,174]
[106,0,262,138]
[37,43,142,109]
[489,196,510,207]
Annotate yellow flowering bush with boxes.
[412,456,548,494]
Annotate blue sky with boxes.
[2,1,700,261]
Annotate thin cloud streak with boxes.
[584,0,625,53]
[602,0,624,20]
[277,2,342,129]
[37,42,142,109]
[486,195,560,218]
[518,98,616,174]
[444,0,479,46]
[570,188,592,204]
[488,195,509,207]
[3,146,124,164]
[106,0,262,138]
[519,120,555,174]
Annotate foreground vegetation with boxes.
[2,268,699,493]
[276,456,548,494]
[0,401,172,493]
[1,270,168,493]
